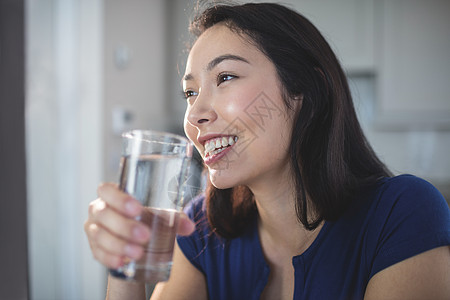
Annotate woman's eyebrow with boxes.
[206,54,250,71]
[183,54,250,83]
[183,73,194,82]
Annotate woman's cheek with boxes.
[224,101,240,116]
[221,91,254,117]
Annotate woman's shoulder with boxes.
[351,174,448,221]
[359,174,450,279]
[376,174,448,208]
[381,173,438,190]
[361,174,450,248]
[364,174,450,231]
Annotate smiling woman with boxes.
[84,2,450,300]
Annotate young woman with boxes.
[85,3,450,299]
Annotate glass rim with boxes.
[122,129,191,147]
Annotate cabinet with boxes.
[287,0,375,73]
[375,0,450,129]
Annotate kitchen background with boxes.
[3,0,450,299]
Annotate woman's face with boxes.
[183,24,296,190]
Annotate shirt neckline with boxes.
[292,221,330,263]
[252,216,331,263]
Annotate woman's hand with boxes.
[84,182,195,269]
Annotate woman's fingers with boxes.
[96,182,142,218]
[93,247,124,270]
[84,222,123,269]
[88,198,151,244]
[96,183,196,238]
[84,221,146,269]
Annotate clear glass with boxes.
[109,130,193,284]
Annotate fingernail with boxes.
[125,200,140,215]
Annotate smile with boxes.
[204,136,238,158]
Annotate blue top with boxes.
[177,175,450,299]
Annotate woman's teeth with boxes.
[204,136,238,157]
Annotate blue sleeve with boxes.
[176,195,210,274]
[368,175,450,278]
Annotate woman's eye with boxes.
[217,73,237,86]
[183,90,198,99]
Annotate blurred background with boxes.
[1,0,449,299]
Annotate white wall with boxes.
[103,0,169,182]
[26,0,105,299]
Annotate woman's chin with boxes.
[208,170,237,190]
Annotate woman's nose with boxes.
[185,94,217,127]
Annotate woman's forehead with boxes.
[185,24,260,73]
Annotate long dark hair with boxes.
[190,2,392,238]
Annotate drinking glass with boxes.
[109,129,193,283]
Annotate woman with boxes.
[85,3,450,299]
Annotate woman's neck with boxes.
[249,172,322,256]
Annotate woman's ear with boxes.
[293,94,304,101]
[289,93,303,115]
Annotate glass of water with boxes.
[109,130,193,284]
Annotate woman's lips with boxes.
[202,135,238,166]
[203,143,235,166]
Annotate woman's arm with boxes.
[150,241,208,300]
[106,275,146,300]
[364,246,450,300]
